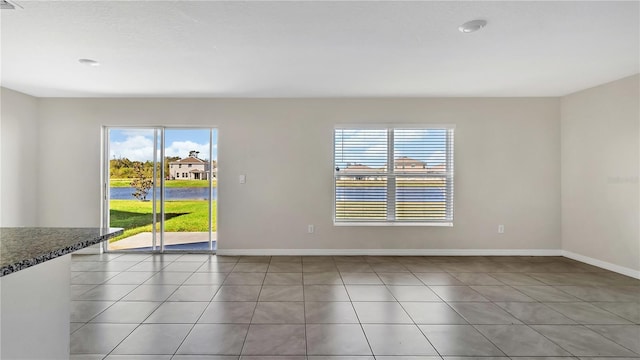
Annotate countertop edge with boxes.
[0,228,124,277]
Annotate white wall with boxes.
[0,88,39,226]
[5,80,638,270]
[561,74,640,273]
[36,97,561,252]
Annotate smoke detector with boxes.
[458,19,487,33]
[78,59,100,67]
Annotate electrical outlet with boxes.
[308,224,314,234]
[498,225,504,234]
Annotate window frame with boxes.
[333,124,455,227]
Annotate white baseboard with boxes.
[562,250,640,280]
[216,248,562,257]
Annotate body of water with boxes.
[111,186,444,201]
[336,186,446,202]
[111,187,217,200]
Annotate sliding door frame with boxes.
[101,126,217,254]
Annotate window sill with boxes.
[334,222,453,227]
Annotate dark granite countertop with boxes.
[0,227,123,276]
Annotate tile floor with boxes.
[69,254,640,360]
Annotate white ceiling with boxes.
[1,1,638,98]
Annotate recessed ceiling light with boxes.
[78,58,100,67]
[458,19,487,33]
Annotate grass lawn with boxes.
[109,199,216,242]
[336,201,445,220]
[110,179,217,188]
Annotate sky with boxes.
[109,127,445,166]
[109,128,218,161]
[334,128,448,168]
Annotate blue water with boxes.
[111,186,444,202]
[110,187,217,200]
[336,186,445,202]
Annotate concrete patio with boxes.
[109,232,217,251]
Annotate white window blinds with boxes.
[334,127,454,224]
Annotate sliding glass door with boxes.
[103,127,217,252]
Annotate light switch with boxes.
[239,174,246,184]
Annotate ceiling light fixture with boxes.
[458,19,487,33]
[78,58,100,67]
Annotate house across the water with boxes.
[340,157,445,175]
[169,151,217,180]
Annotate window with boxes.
[334,126,454,225]
[188,164,192,167]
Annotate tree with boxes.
[165,156,180,178]
[130,162,153,201]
